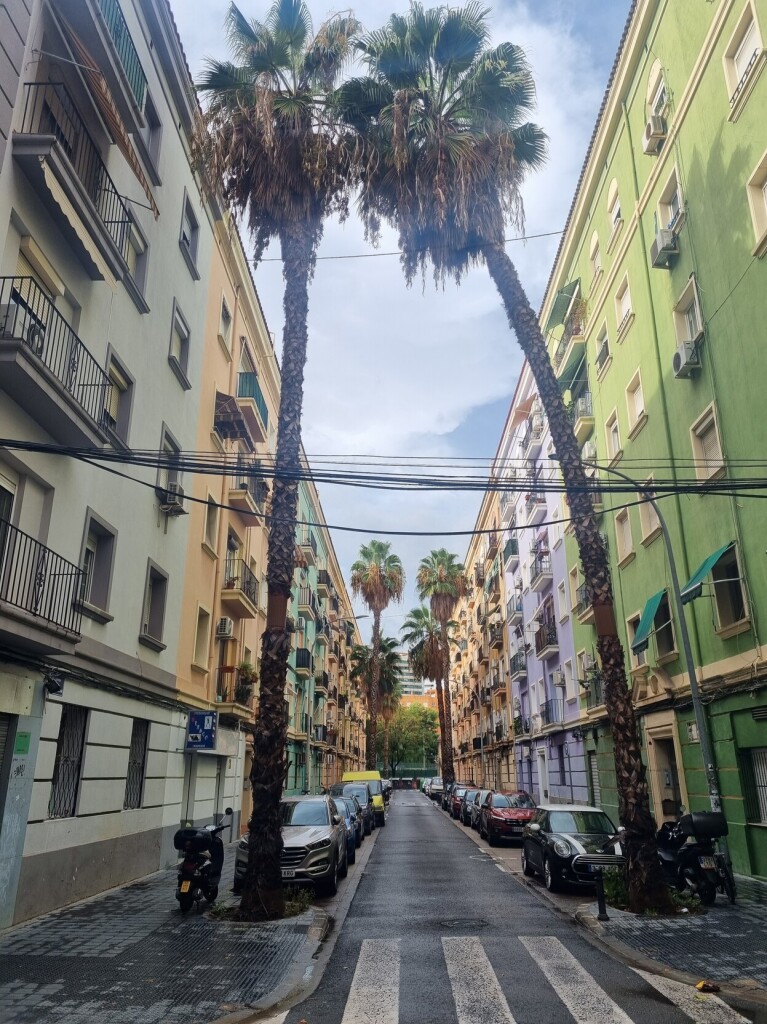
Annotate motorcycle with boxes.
[173,807,233,913]
[655,811,736,905]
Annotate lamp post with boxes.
[582,458,728,858]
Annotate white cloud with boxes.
[170,0,612,638]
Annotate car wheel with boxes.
[349,845,356,865]
[320,855,338,896]
[521,845,535,877]
[355,832,362,848]
[487,828,498,847]
[544,856,560,893]
[179,892,194,914]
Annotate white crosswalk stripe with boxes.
[340,938,400,1024]
[634,969,751,1023]
[443,936,517,1024]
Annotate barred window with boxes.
[48,704,87,818]
[743,747,767,823]
[124,719,148,810]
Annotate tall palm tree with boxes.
[350,541,405,768]
[400,606,450,778]
[415,550,466,784]
[350,637,402,773]
[335,3,670,911]
[196,0,360,920]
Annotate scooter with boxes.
[656,810,735,905]
[173,807,233,913]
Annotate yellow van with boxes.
[342,770,386,826]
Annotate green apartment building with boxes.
[539,0,767,876]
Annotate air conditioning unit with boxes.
[0,302,45,353]
[582,440,597,462]
[216,616,234,639]
[672,341,700,379]
[642,115,667,155]
[158,482,186,515]
[553,670,566,688]
[650,228,679,268]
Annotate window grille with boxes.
[48,704,87,818]
[124,719,148,809]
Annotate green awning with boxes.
[681,542,734,605]
[545,278,581,332]
[631,589,666,655]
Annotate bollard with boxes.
[594,868,609,922]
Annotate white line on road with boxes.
[340,938,400,1024]
[519,935,634,1024]
[634,969,752,1023]
[258,1014,287,1024]
[443,936,518,1024]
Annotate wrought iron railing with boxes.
[299,528,317,557]
[509,651,527,676]
[521,418,543,451]
[96,0,148,111]
[534,622,558,656]
[584,669,605,709]
[540,697,564,727]
[575,582,591,617]
[507,595,523,620]
[0,276,112,428]
[525,490,545,516]
[223,557,259,606]
[237,372,269,430]
[20,82,130,259]
[0,517,83,634]
[315,671,329,692]
[530,552,552,583]
[215,665,255,706]
[295,647,313,672]
[569,391,593,421]
[513,714,531,735]
[298,587,318,616]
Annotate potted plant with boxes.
[235,660,256,704]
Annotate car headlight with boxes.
[553,838,571,858]
[238,837,249,850]
[307,837,332,851]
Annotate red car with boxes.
[479,791,536,845]
[449,784,473,819]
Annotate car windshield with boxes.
[463,791,477,801]
[333,800,349,818]
[475,791,490,804]
[367,781,383,795]
[345,785,369,802]
[498,794,536,809]
[454,788,466,798]
[281,801,329,826]
[549,810,614,834]
[432,778,443,786]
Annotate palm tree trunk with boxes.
[241,220,317,921]
[383,717,390,776]
[481,242,671,913]
[367,611,381,769]
[439,622,456,784]
[432,670,448,778]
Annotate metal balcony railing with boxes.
[510,651,527,676]
[315,671,329,692]
[507,596,523,620]
[486,531,499,560]
[224,557,259,606]
[298,587,318,616]
[299,528,318,558]
[317,568,332,590]
[525,491,546,516]
[513,715,531,735]
[215,666,254,707]
[472,737,482,750]
[584,669,605,709]
[20,82,131,259]
[575,582,591,617]
[295,647,313,672]
[540,697,564,727]
[0,517,83,634]
[0,276,112,427]
[534,622,558,656]
[313,724,327,743]
[570,391,593,421]
[596,338,611,372]
[237,372,269,430]
[503,536,518,563]
[521,418,543,451]
[96,0,147,110]
[530,553,552,583]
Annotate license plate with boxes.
[282,869,296,879]
[180,880,191,893]
[699,856,716,869]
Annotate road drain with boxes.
[439,918,488,929]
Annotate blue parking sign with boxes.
[186,710,217,750]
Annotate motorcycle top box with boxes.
[677,811,728,839]
[174,828,215,853]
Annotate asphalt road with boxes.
[276,791,754,1024]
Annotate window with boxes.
[746,149,767,255]
[691,406,724,480]
[103,355,133,443]
[595,324,611,376]
[712,546,748,631]
[137,91,162,183]
[659,167,683,231]
[568,566,579,611]
[219,298,233,349]
[627,614,647,668]
[78,510,117,620]
[48,704,88,818]
[124,719,148,810]
[124,217,149,311]
[605,410,622,462]
[158,428,182,494]
[639,479,662,542]
[607,179,622,250]
[744,747,767,822]
[673,277,703,345]
[179,191,200,279]
[193,606,211,668]
[557,580,568,621]
[140,560,168,651]
[203,496,218,553]
[589,231,602,281]
[615,509,634,564]
[551,506,562,547]
[626,371,646,436]
[615,276,633,338]
[723,4,763,114]
[563,658,576,701]
[654,593,676,660]
[650,76,668,117]
[168,302,191,389]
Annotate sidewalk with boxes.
[0,847,327,1024]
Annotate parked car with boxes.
[343,771,386,827]
[423,778,433,796]
[479,791,536,845]
[329,782,375,835]
[460,789,479,826]
[234,795,347,896]
[521,804,618,892]
[429,777,444,802]
[449,785,471,819]
[332,797,357,865]
[470,789,493,830]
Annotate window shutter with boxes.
[700,421,722,470]
[734,19,758,80]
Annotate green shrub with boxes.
[602,867,629,909]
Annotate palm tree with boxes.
[400,606,450,778]
[350,637,403,773]
[350,541,405,768]
[196,0,360,920]
[415,550,466,785]
[336,3,669,912]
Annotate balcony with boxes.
[479,643,489,666]
[474,562,486,587]
[299,528,318,566]
[472,737,482,751]
[490,671,505,693]
[521,416,544,460]
[509,651,527,681]
[540,697,564,728]
[0,517,83,654]
[495,723,503,742]
[236,372,269,443]
[313,724,328,745]
[14,82,131,281]
[215,666,255,722]
[503,535,519,569]
[0,276,112,446]
[317,568,332,599]
[460,741,470,755]
[584,669,605,711]
[315,617,330,645]
[327,685,338,702]
[500,492,516,526]
[569,391,595,445]
[295,647,313,678]
[507,595,523,626]
[485,531,499,561]
[481,687,492,705]
[329,641,340,664]
[596,337,611,377]
[489,623,505,650]
[298,586,318,620]
[228,459,269,517]
[513,715,531,736]
[530,553,553,592]
[525,490,547,526]
[534,622,559,660]
[575,582,594,624]
[553,305,586,388]
[314,671,329,696]
[221,558,259,618]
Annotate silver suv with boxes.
[233,796,348,896]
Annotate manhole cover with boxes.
[440,918,488,929]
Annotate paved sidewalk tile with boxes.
[597,876,767,988]
[0,848,317,1024]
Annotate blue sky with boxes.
[171,0,632,640]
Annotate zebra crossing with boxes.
[264,934,751,1024]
